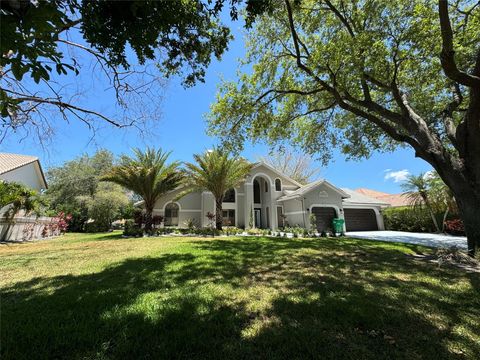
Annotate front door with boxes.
[254,208,262,228]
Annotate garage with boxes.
[344,208,378,231]
[311,207,336,232]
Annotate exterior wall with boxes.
[283,182,346,231]
[153,189,202,228]
[0,162,46,191]
[243,164,303,229]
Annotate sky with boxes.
[1,16,432,194]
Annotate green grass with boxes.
[1,232,479,359]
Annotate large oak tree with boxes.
[209,0,480,255]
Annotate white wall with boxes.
[1,162,46,191]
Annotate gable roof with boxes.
[277,179,350,201]
[342,188,390,206]
[0,152,48,188]
[251,162,303,187]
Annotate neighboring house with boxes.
[0,152,48,191]
[355,188,410,208]
[142,162,388,232]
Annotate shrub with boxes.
[383,207,437,233]
[123,220,143,237]
[444,219,465,236]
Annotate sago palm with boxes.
[101,148,182,233]
[401,173,440,232]
[182,148,252,230]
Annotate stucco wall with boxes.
[0,162,46,191]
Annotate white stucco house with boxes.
[146,162,389,232]
[0,152,48,191]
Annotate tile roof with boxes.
[0,153,39,175]
[341,188,391,206]
[354,188,410,207]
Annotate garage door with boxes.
[311,207,336,231]
[344,208,378,231]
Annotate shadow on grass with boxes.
[2,237,479,359]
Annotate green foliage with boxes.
[182,147,253,230]
[0,181,45,218]
[45,149,129,232]
[208,1,480,163]
[123,220,143,237]
[383,207,438,233]
[102,148,183,233]
[79,183,129,232]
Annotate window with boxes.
[253,179,261,203]
[277,206,284,228]
[164,203,179,226]
[265,182,268,192]
[275,178,282,191]
[222,209,235,226]
[223,188,235,203]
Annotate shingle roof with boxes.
[341,188,391,206]
[277,179,350,201]
[0,153,39,175]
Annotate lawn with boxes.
[1,232,479,359]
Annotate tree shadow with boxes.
[2,236,479,359]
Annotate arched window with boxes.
[275,178,282,191]
[253,179,261,203]
[164,202,179,226]
[265,182,268,192]
[224,188,235,203]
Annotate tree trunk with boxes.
[455,194,480,257]
[144,206,153,234]
[215,198,223,230]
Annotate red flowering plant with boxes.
[42,212,72,237]
[444,219,465,236]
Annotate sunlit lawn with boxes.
[1,232,479,359]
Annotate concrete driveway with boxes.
[345,230,468,250]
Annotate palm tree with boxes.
[101,148,182,233]
[182,148,252,230]
[401,173,440,232]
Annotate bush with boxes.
[123,220,143,237]
[444,219,465,236]
[383,207,437,233]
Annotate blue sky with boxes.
[1,18,432,193]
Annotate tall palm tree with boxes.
[101,148,182,233]
[401,173,440,232]
[182,148,252,230]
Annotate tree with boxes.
[182,148,252,230]
[77,182,129,232]
[401,173,441,233]
[259,148,319,184]
[45,149,116,231]
[208,0,480,256]
[0,0,237,142]
[101,148,183,233]
[0,181,44,218]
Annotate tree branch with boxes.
[438,0,480,87]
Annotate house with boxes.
[355,188,411,207]
[147,162,389,232]
[0,152,48,191]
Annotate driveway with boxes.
[345,230,467,250]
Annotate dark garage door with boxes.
[344,208,378,231]
[311,207,336,231]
